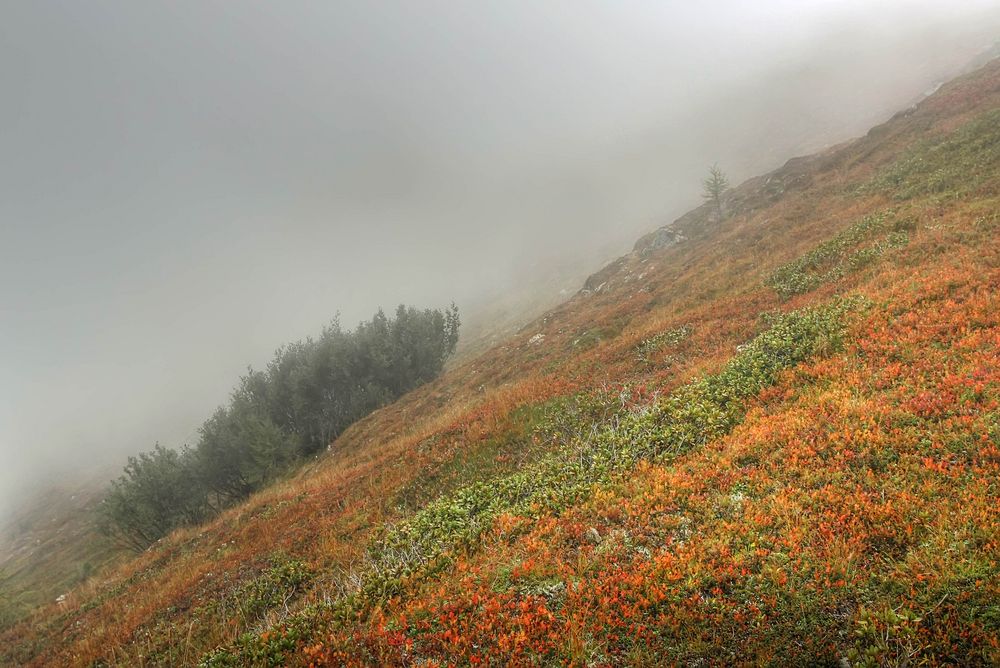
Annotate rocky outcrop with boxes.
[632,225,686,257]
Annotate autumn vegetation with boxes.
[3,59,1000,666]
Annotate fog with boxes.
[2,1,999,520]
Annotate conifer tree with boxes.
[702,163,729,220]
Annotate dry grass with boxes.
[4,57,1000,668]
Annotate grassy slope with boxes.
[0,466,125,629]
[3,60,999,667]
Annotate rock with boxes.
[585,527,602,544]
[582,256,629,292]
[633,225,685,257]
[528,333,545,346]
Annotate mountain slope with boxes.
[0,465,123,628]
[4,59,1000,667]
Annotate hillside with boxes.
[4,58,1000,666]
[0,465,124,628]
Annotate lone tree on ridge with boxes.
[702,163,729,221]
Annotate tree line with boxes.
[100,304,460,551]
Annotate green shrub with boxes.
[636,325,692,364]
[767,213,908,299]
[235,558,313,625]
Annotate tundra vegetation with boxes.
[3,59,1000,668]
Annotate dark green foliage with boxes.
[101,305,460,551]
[195,401,297,507]
[244,304,460,456]
[99,444,210,552]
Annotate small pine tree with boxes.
[702,164,729,220]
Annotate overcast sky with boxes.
[2,1,999,518]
